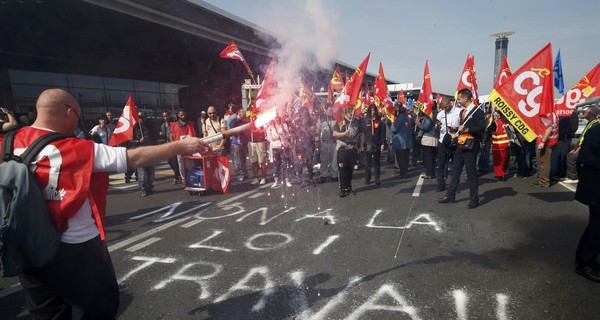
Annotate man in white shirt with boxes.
[435,98,460,191]
[3,89,208,319]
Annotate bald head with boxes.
[207,106,218,120]
[35,89,81,134]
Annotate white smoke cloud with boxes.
[257,0,339,115]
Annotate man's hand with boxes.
[179,137,210,155]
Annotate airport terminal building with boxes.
[0,0,383,123]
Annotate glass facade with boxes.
[7,69,186,123]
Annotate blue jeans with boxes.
[137,166,155,192]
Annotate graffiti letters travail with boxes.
[119,203,510,319]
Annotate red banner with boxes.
[493,55,512,90]
[417,60,434,118]
[109,95,139,146]
[488,43,554,142]
[555,63,600,116]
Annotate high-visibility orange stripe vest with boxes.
[492,119,509,150]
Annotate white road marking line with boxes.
[108,216,191,252]
[412,172,425,197]
[249,192,264,199]
[0,284,23,299]
[125,237,163,252]
[181,219,204,228]
[559,181,576,192]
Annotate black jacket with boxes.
[363,118,386,146]
[575,124,600,206]
[460,107,486,141]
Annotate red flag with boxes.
[456,55,479,104]
[488,43,554,142]
[373,63,395,122]
[212,155,231,193]
[354,87,365,118]
[219,40,254,81]
[494,55,512,90]
[436,93,442,105]
[109,95,139,146]
[398,89,407,105]
[219,40,245,61]
[300,79,318,115]
[417,60,434,118]
[331,53,371,123]
[253,58,276,114]
[555,63,600,117]
[327,67,344,103]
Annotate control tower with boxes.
[490,31,515,84]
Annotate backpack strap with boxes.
[1,129,18,163]
[4,132,69,166]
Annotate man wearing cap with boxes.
[132,112,157,196]
[564,106,600,183]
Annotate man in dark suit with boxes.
[438,88,486,209]
[574,123,600,282]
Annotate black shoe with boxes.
[318,177,326,183]
[375,180,381,186]
[532,182,550,188]
[125,177,131,183]
[365,180,371,185]
[339,189,348,197]
[436,185,446,192]
[141,191,149,197]
[466,202,479,209]
[575,263,600,282]
[438,196,455,204]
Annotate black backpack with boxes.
[0,130,67,277]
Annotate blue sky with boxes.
[198,0,598,96]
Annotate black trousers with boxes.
[576,205,600,266]
[446,143,480,204]
[337,148,357,191]
[421,145,437,177]
[19,236,120,320]
[436,143,452,188]
[394,149,410,177]
[364,145,381,182]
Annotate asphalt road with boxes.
[1,161,597,320]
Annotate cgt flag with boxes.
[219,40,255,82]
[416,60,434,118]
[555,63,600,117]
[488,43,554,142]
[109,95,139,146]
[493,55,512,90]
[456,54,479,104]
[253,58,276,115]
[212,155,231,193]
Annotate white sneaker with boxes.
[237,176,244,182]
[251,178,259,185]
[259,178,267,185]
[271,178,280,188]
[563,178,579,184]
[285,178,292,187]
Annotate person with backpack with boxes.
[0,88,208,319]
